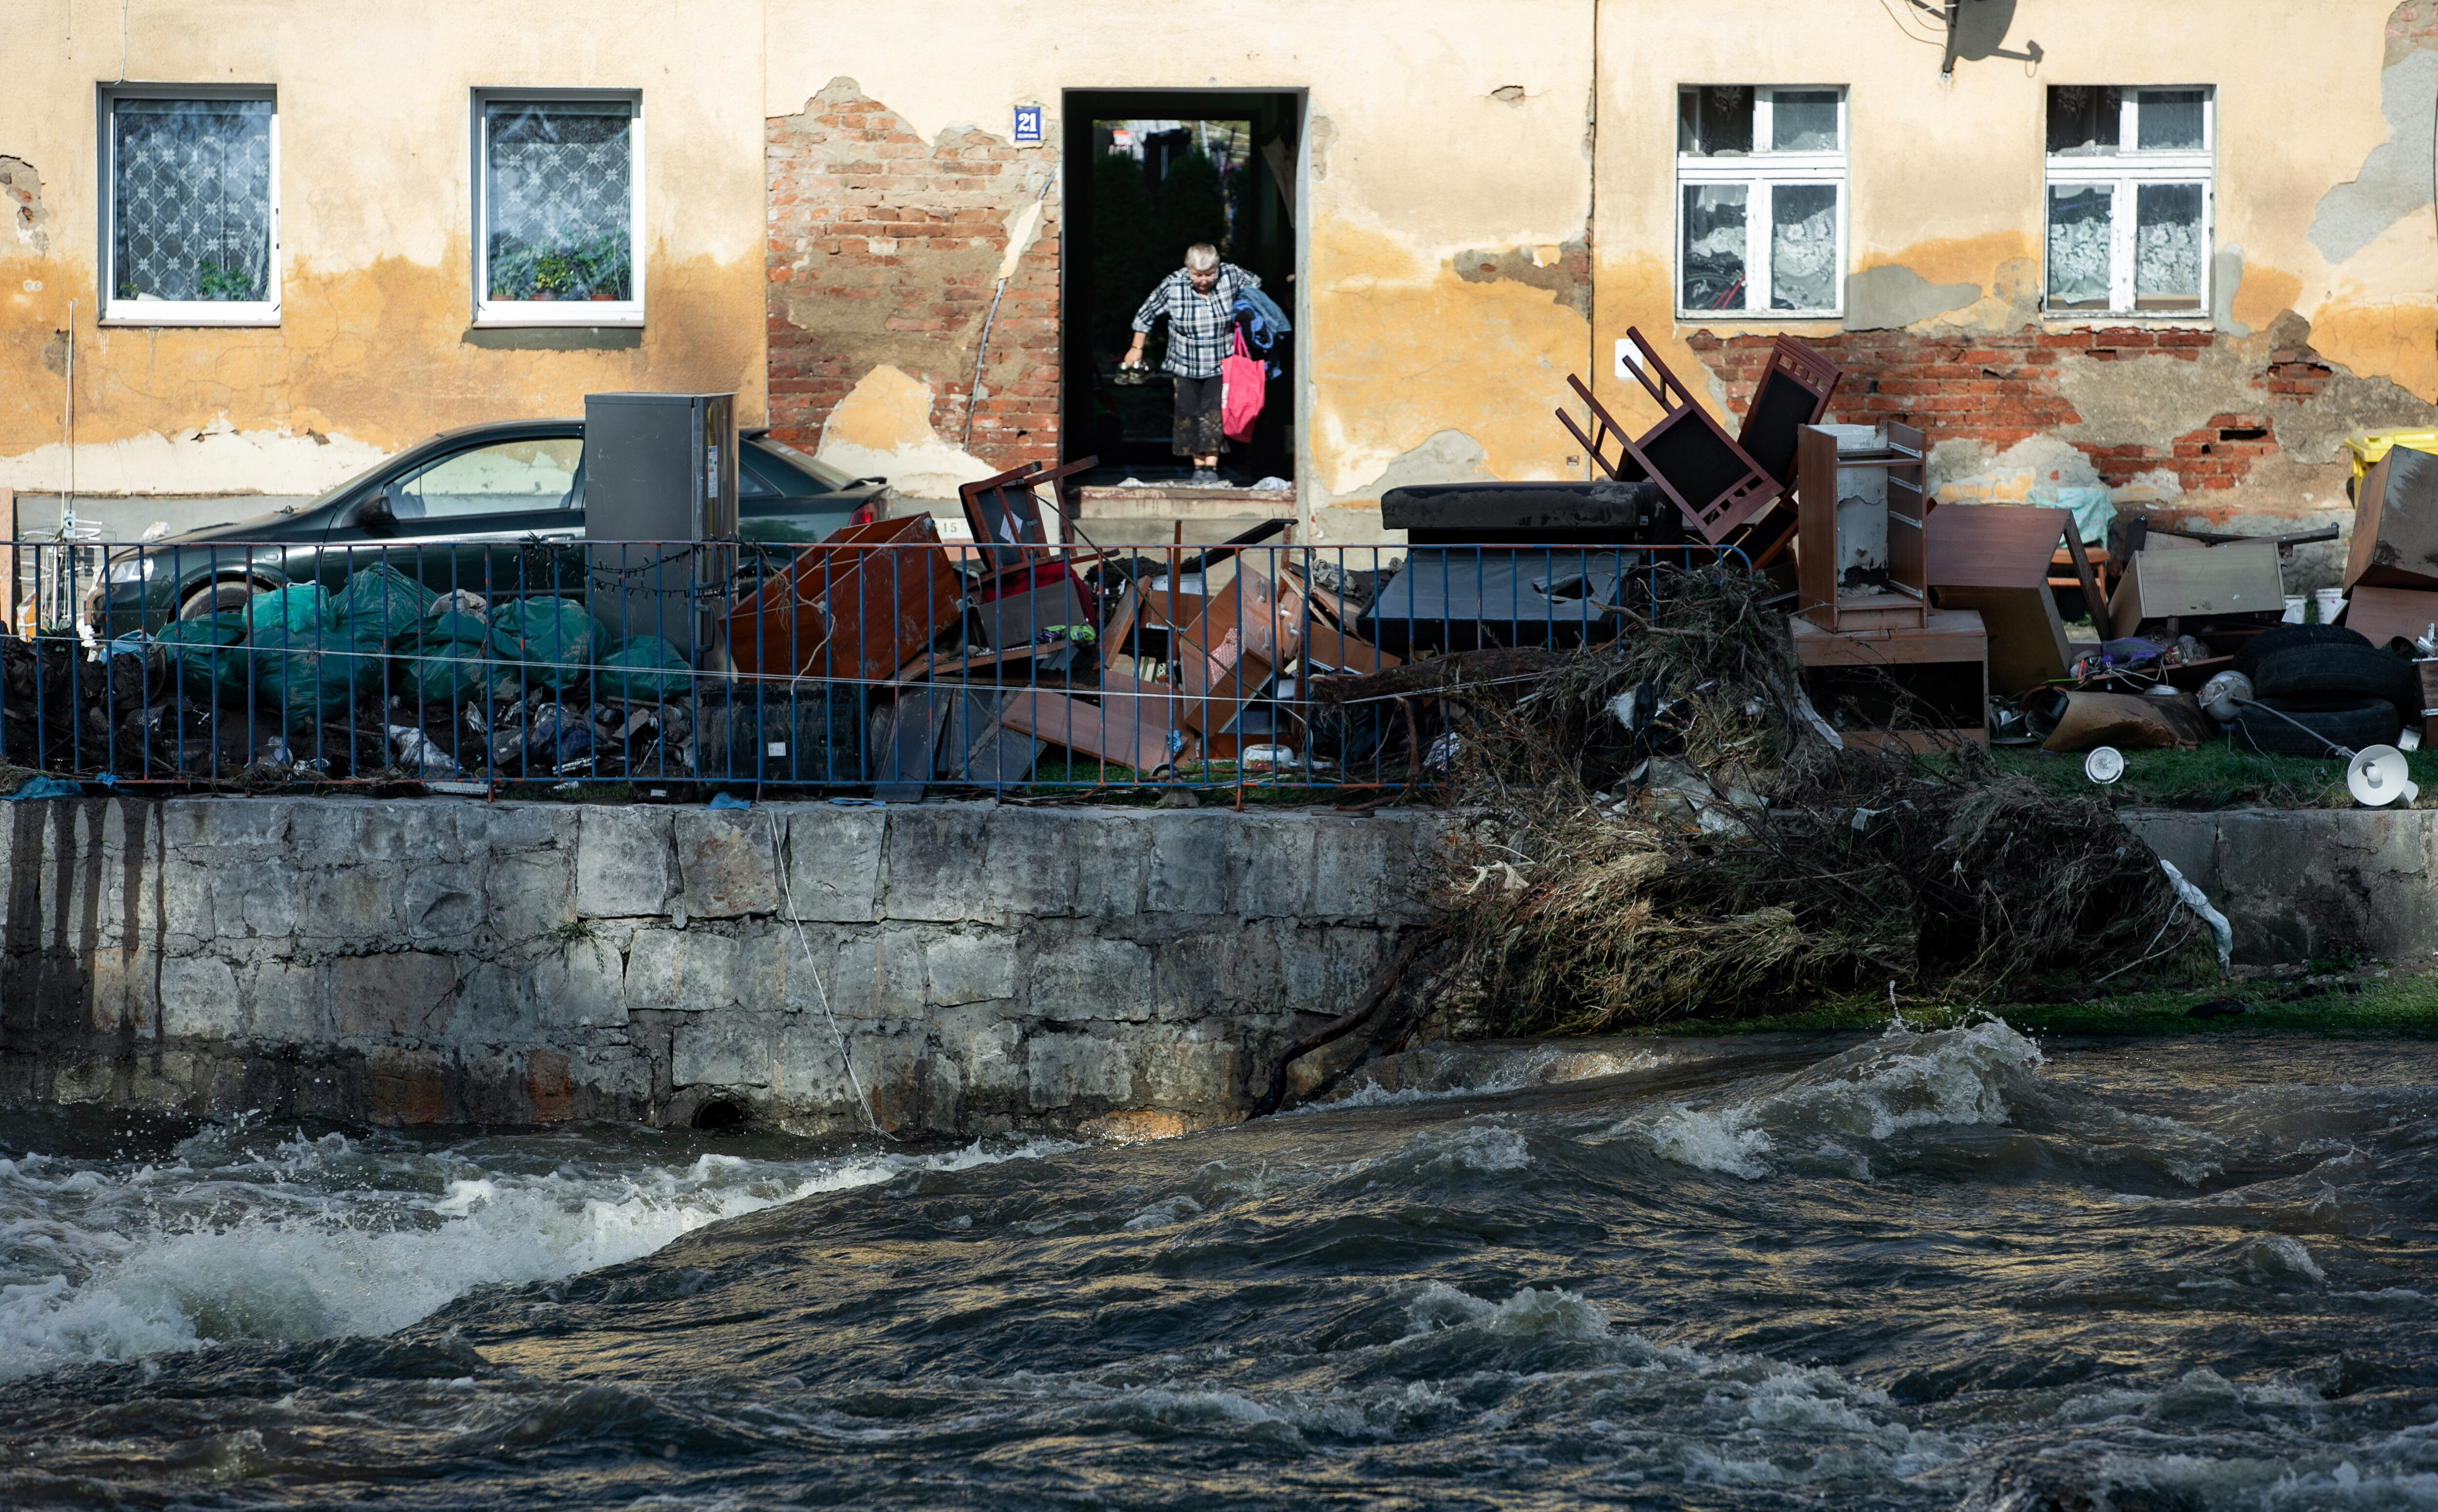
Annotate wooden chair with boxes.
[1723,336,1845,570]
[1553,329,1779,544]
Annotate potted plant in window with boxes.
[195,261,254,301]
[487,244,538,303]
[572,233,629,301]
[531,249,578,301]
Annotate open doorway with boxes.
[1061,90,1301,502]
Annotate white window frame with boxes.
[2042,87,2215,320]
[471,88,645,328]
[98,84,280,327]
[1674,86,1849,320]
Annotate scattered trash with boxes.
[2084,746,2126,783]
[706,792,752,810]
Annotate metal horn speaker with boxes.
[2345,744,2418,808]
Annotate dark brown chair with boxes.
[1554,329,1778,544]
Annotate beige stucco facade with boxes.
[0,0,768,514]
[3,1,2432,549]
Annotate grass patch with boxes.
[1947,743,2438,811]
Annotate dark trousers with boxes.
[1171,373,1227,457]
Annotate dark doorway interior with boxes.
[1061,90,1301,488]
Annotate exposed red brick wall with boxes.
[1686,326,2338,494]
[765,90,1060,473]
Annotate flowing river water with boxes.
[0,1021,2431,1509]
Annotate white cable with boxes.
[767,809,888,1139]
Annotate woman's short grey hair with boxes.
[1184,244,1219,271]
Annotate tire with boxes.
[2229,695,2402,756]
[2247,642,2419,712]
[2231,623,2367,679]
[177,578,264,621]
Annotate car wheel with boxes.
[2230,695,2403,756]
[2231,624,2368,679]
[2247,643,2420,712]
[178,579,263,621]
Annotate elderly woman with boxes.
[1123,243,1261,487]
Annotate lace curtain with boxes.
[1770,186,1837,311]
[110,99,272,303]
[485,103,633,301]
[2135,184,2203,306]
[2046,187,2111,308]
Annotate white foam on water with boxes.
[1397,1124,1532,1175]
[1609,1017,2044,1179]
[0,1130,1073,1379]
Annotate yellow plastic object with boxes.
[2343,428,2438,484]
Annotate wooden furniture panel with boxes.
[726,513,958,680]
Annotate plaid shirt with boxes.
[1132,264,1260,379]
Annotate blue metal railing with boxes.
[1,534,1750,797]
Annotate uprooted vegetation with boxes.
[1423,567,2210,1034]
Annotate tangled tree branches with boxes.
[1430,565,2199,1033]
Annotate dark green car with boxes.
[88,420,887,634]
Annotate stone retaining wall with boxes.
[2127,809,2438,967]
[0,799,1445,1137]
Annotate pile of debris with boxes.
[1424,566,2204,1033]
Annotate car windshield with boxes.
[750,435,861,490]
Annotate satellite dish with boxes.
[2345,745,2418,807]
[2084,746,2125,784]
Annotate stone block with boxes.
[450,960,540,1045]
[772,1014,868,1109]
[525,1049,574,1121]
[879,804,993,922]
[1076,1108,1192,1143]
[301,864,407,940]
[1130,1024,1238,1106]
[184,801,293,852]
[329,952,459,1039]
[577,807,677,918]
[1145,812,1230,915]
[159,955,242,1040]
[677,811,779,918]
[1151,927,1281,1018]
[245,955,323,1041]
[926,929,1016,1006]
[1227,814,1316,919]
[484,850,578,941]
[1025,1030,1130,1108]
[780,807,883,922]
[1309,817,1397,920]
[979,808,1080,918]
[1027,933,1152,1022]
[933,1006,1024,1100]
[87,944,159,1033]
[401,863,483,941]
[625,927,744,1015]
[352,803,464,864]
[236,867,311,938]
[364,1046,448,1125]
[673,1012,777,1088]
[530,922,630,1028]
[1064,809,1149,918]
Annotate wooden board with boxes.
[1301,621,1402,675]
[1790,608,1987,667]
[996,677,1188,771]
[726,513,959,681]
[2343,447,2438,592]
[2338,583,2438,649]
[2108,539,2285,637]
[1931,585,2070,694]
[1925,504,2068,589]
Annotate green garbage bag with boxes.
[333,562,436,644]
[486,596,606,693]
[394,611,495,707]
[245,624,386,717]
[245,582,333,637]
[154,612,247,698]
[593,636,693,702]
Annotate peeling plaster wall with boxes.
[764,2,1599,533]
[0,1,769,518]
[1592,0,2438,554]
